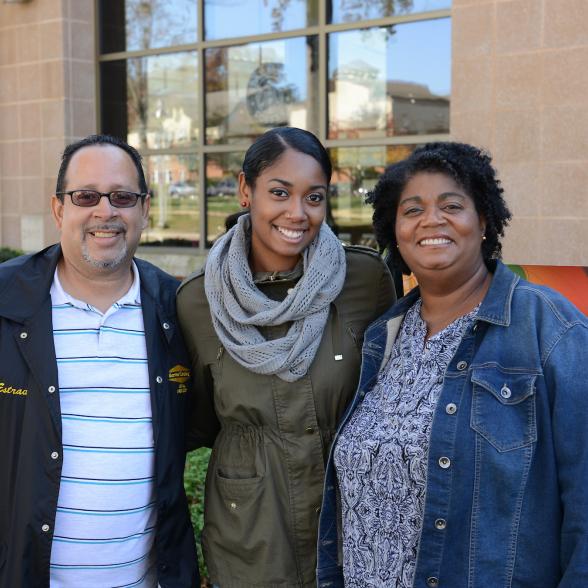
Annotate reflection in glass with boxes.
[205,153,245,244]
[101,52,198,150]
[328,19,451,140]
[330,0,450,24]
[142,154,199,246]
[205,0,317,40]
[100,0,197,54]
[328,145,414,246]
[205,37,318,144]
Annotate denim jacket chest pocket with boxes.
[471,366,538,452]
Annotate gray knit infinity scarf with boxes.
[204,214,346,382]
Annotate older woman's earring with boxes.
[482,235,487,241]
[241,201,248,207]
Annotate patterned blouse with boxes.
[333,299,478,587]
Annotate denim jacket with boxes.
[317,261,588,588]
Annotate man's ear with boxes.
[51,195,64,230]
[141,194,151,230]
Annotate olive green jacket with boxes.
[177,246,395,588]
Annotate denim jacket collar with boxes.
[370,260,518,331]
[476,260,519,327]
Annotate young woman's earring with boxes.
[241,201,248,208]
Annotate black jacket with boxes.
[0,245,199,588]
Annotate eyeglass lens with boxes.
[71,190,140,208]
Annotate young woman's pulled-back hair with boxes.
[242,127,332,187]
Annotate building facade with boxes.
[0,0,587,269]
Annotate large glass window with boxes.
[328,19,451,140]
[205,0,318,40]
[330,0,450,24]
[205,37,318,144]
[101,52,198,150]
[99,1,452,250]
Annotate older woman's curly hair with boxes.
[366,142,512,274]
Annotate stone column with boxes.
[0,0,96,251]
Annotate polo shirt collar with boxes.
[51,262,142,312]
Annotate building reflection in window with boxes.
[205,0,317,40]
[100,0,198,53]
[331,0,450,24]
[101,52,198,150]
[205,153,245,244]
[328,145,414,246]
[142,154,200,246]
[328,18,451,140]
[205,37,318,144]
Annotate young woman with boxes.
[317,142,588,587]
[177,127,395,587]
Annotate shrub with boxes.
[0,247,24,263]
[184,448,212,586]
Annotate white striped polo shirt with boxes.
[49,264,157,588]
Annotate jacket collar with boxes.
[0,244,61,322]
[371,259,518,333]
[476,260,519,327]
[0,243,168,323]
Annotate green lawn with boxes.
[184,448,212,585]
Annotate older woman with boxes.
[317,142,588,587]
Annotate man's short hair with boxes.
[55,134,148,197]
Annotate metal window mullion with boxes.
[325,9,451,33]
[317,0,327,143]
[324,134,451,150]
[94,0,101,133]
[198,0,207,254]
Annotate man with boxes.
[0,135,199,587]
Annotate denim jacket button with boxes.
[434,518,447,530]
[500,385,512,399]
[445,403,457,415]
[427,576,439,587]
[456,360,468,371]
[438,456,451,469]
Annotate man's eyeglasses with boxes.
[56,190,147,208]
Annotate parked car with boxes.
[206,178,237,198]
[169,181,197,198]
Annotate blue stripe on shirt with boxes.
[53,527,156,545]
[57,357,148,364]
[59,387,150,394]
[61,476,155,486]
[56,502,156,516]
[62,414,152,423]
[50,552,150,570]
[63,445,154,454]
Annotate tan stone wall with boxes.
[451,0,588,265]
[0,0,96,251]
